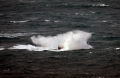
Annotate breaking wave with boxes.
[8,30,93,52]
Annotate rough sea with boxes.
[0,0,120,78]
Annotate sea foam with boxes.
[31,30,93,51]
[9,30,93,51]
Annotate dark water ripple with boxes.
[0,0,120,78]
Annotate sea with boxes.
[0,0,120,78]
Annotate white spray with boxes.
[8,30,93,51]
[31,30,93,51]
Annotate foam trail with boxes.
[9,44,49,51]
[31,30,93,51]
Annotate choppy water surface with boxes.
[0,0,120,78]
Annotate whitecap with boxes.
[45,19,50,22]
[0,48,4,50]
[8,44,49,51]
[115,48,120,50]
[10,20,29,23]
[91,3,109,7]
[102,20,107,22]
[54,20,60,22]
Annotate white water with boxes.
[9,44,49,51]
[0,48,5,50]
[8,30,93,51]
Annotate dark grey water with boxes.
[0,0,120,78]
